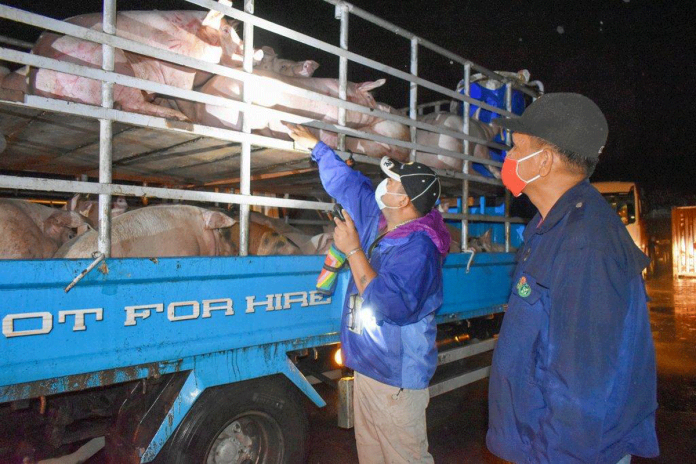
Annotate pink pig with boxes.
[414,112,501,177]
[29,2,253,121]
[0,199,90,259]
[256,46,320,78]
[54,205,238,258]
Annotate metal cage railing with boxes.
[0,0,539,264]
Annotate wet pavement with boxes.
[307,273,696,463]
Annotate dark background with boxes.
[1,0,694,207]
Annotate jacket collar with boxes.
[524,180,591,240]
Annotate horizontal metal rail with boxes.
[335,149,503,187]
[321,0,537,98]
[16,95,293,151]
[429,366,491,398]
[0,34,32,49]
[437,338,497,365]
[0,175,333,210]
[187,0,516,117]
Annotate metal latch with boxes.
[64,252,105,293]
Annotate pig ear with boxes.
[64,194,81,211]
[253,48,265,63]
[204,210,236,229]
[80,203,93,218]
[358,78,386,92]
[299,60,319,77]
[482,228,492,242]
[44,211,90,239]
[261,46,276,58]
[201,0,232,29]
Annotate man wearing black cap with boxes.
[285,123,450,464]
[486,93,659,464]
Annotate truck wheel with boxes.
[156,375,308,464]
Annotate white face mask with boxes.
[374,178,407,210]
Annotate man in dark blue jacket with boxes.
[285,123,450,464]
[487,93,659,464]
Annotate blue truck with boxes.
[0,0,539,462]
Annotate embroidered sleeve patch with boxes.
[516,276,532,298]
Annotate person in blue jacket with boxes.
[285,123,450,464]
[487,93,659,464]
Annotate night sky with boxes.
[1,0,694,204]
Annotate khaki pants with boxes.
[353,372,434,464]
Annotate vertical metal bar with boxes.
[460,62,471,252]
[98,0,116,257]
[239,0,255,256]
[336,3,349,152]
[504,82,513,252]
[409,37,418,162]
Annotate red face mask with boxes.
[501,149,543,197]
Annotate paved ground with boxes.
[307,272,696,463]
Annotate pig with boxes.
[190,70,411,160]
[227,221,301,255]
[54,205,301,258]
[445,227,515,253]
[255,46,320,77]
[467,228,513,253]
[249,211,315,251]
[66,194,128,228]
[308,232,334,255]
[413,112,501,177]
[0,199,90,259]
[176,66,388,139]
[337,102,412,161]
[167,28,410,160]
[55,205,238,258]
[248,212,338,255]
[28,1,255,121]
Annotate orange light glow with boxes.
[334,348,343,366]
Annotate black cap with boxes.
[494,93,608,159]
[380,157,441,215]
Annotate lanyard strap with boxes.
[367,230,388,260]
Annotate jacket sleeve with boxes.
[311,142,380,240]
[361,235,442,326]
[532,247,632,463]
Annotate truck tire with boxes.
[155,375,308,464]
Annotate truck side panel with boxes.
[0,253,514,402]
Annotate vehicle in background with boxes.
[593,181,648,256]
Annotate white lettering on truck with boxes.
[124,304,164,326]
[58,308,103,331]
[3,308,104,338]
[3,291,332,338]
